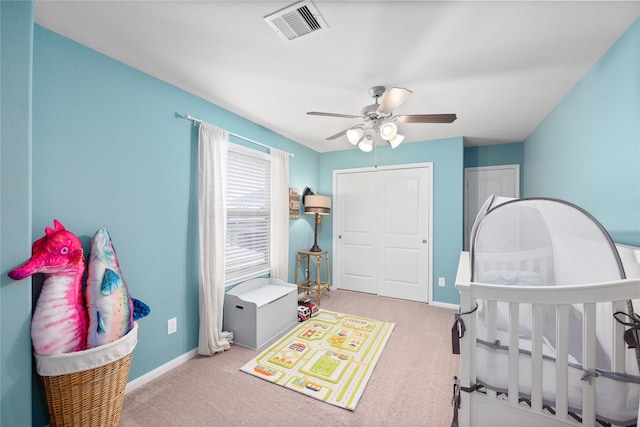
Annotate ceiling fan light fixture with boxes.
[359,134,374,152]
[389,133,404,149]
[346,128,363,145]
[379,121,398,140]
[307,85,457,152]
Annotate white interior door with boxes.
[334,171,377,294]
[377,168,430,302]
[464,165,520,250]
[334,165,432,303]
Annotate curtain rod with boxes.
[179,113,294,158]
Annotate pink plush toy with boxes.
[8,220,88,355]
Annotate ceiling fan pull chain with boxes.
[374,140,378,168]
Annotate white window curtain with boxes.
[269,148,290,280]
[197,122,232,356]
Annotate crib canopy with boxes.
[470,196,625,286]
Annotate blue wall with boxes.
[0,2,34,426]
[524,18,640,245]
[319,138,464,304]
[464,142,524,169]
[30,26,319,425]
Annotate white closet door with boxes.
[377,168,430,302]
[334,165,432,302]
[335,171,377,294]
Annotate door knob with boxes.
[422,239,427,244]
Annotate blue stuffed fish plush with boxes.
[85,228,150,348]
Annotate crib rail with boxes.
[456,251,640,427]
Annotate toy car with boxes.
[298,297,318,316]
[297,305,311,322]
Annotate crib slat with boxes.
[508,302,520,404]
[486,299,498,398]
[486,299,498,341]
[459,292,477,427]
[610,301,626,427]
[611,300,626,372]
[469,297,477,394]
[531,304,544,412]
[555,304,570,420]
[582,303,597,427]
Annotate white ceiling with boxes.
[34,1,640,153]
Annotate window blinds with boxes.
[225,146,271,285]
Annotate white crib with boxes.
[455,245,640,427]
[454,197,640,427]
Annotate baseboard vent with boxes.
[264,0,328,41]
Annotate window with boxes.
[225,144,270,285]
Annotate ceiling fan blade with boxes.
[326,125,361,140]
[326,129,349,140]
[394,114,457,124]
[376,87,412,116]
[307,111,362,119]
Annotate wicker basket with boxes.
[35,323,138,427]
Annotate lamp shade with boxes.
[389,133,405,149]
[379,122,398,140]
[358,134,374,152]
[346,128,364,146]
[304,195,331,215]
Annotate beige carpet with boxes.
[120,290,459,426]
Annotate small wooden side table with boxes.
[295,250,330,306]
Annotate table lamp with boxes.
[304,194,331,252]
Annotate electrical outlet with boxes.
[438,277,446,287]
[167,317,177,335]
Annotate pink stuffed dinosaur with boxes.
[8,220,88,355]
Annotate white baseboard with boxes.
[125,348,198,394]
[430,300,459,310]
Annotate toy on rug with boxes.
[8,220,88,356]
[85,228,150,348]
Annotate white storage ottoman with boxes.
[223,277,298,350]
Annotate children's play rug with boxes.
[239,310,395,410]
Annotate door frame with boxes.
[464,164,520,251]
[332,162,434,303]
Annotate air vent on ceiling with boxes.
[264,0,328,41]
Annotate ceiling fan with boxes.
[307,86,457,152]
